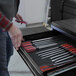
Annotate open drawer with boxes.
[18,31,76,76]
[18,0,76,75]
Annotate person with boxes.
[0,0,23,76]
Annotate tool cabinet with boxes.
[18,32,76,76]
[18,0,76,76]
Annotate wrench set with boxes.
[21,36,76,73]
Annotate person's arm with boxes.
[0,12,13,30]
[0,12,23,50]
[8,24,23,50]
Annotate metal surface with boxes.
[36,47,59,54]
[52,54,73,62]
[51,19,76,41]
[55,55,74,63]
[51,52,69,59]
[20,23,49,36]
[37,43,57,49]
[32,37,52,43]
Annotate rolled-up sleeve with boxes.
[0,12,13,31]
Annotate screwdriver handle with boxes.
[40,65,55,72]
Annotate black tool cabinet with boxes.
[18,0,76,76]
[18,31,76,76]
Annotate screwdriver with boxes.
[54,58,75,66]
[51,52,70,59]
[41,52,66,59]
[33,39,54,45]
[39,48,65,57]
[52,54,72,62]
[37,43,57,49]
[38,47,66,56]
[41,50,69,59]
[40,51,67,60]
[54,55,74,63]
[36,46,59,54]
[21,41,32,47]
[32,37,52,43]
[33,42,54,47]
[24,46,36,53]
[40,64,56,72]
[61,43,76,53]
[32,35,61,43]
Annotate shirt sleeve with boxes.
[0,12,13,31]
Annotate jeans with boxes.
[0,29,13,76]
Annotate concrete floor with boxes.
[8,48,33,76]
[9,73,33,76]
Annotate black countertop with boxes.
[52,19,76,39]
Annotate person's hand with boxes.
[15,13,23,23]
[8,24,23,50]
[15,13,27,24]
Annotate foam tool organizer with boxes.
[20,35,76,76]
